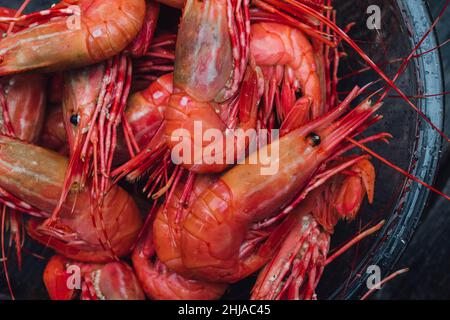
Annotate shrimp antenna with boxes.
[376,0,450,104]
[347,137,450,201]
[254,0,449,142]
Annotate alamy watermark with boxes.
[66,264,82,290]
[170,121,280,175]
[366,265,382,290]
[66,5,81,31]
[367,5,381,30]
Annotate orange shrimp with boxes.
[251,157,377,300]
[114,68,263,203]
[61,63,110,192]
[164,0,259,174]
[175,91,382,283]
[40,105,68,154]
[44,255,145,300]
[40,73,173,158]
[0,74,47,143]
[0,72,48,296]
[38,71,173,206]
[133,215,227,300]
[164,0,331,173]
[127,0,161,58]
[0,0,147,75]
[0,136,143,262]
[44,55,135,228]
[125,73,173,149]
[250,22,324,123]
[60,63,167,182]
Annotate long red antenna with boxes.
[325,220,386,265]
[347,137,450,201]
[377,0,450,103]
[6,0,30,34]
[361,268,409,300]
[254,0,449,142]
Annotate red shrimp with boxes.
[133,215,227,300]
[251,157,377,299]
[250,22,324,122]
[164,0,258,174]
[0,0,147,75]
[44,255,145,300]
[175,93,382,283]
[0,136,143,262]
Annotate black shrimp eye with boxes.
[295,89,303,101]
[70,114,80,126]
[306,132,321,147]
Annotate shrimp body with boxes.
[250,22,324,120]
[0,136,143,262]
[164,0,257,174]
[179,130,324,282]
[44,255,146,300]
[126,73,173,148]
[252,158,376,300]
[0,0,146,75]
[133,220,227,300]
[41,73,172,157]
[177,98,380,282]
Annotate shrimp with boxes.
[0,136,143,262]
[251,157,377,300]
[164,0,331,173]
[133,217,227,300]
[175,91,382,283]
[0,72,48,294]
[0,0,147,75]
[60,62,168,186]
[44,255,145,300]
[125,73,173,149]
[127,0,161,58]
[0,74,47,143]
[164,0,258,174]
[250,22,324,123]
[40,73,173,158]
[38,71,173,203]
[43,55,134,227]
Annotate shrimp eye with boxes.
[306,133,321,147]
[70,114,80,126]
[295,89,303,101]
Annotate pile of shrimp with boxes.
[0,0,446,300]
